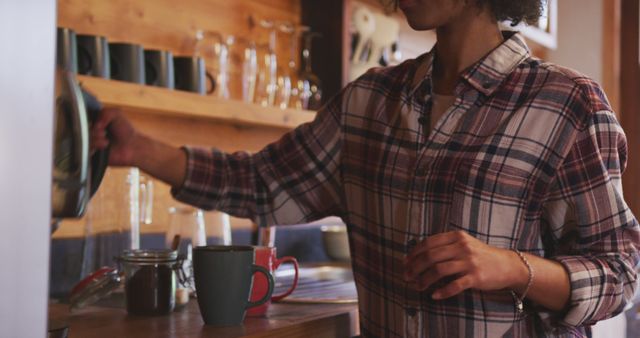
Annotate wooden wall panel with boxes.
[619,0,640,215]
[58,0,301,54]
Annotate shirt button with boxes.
[406,307,417,317]
[406,238,418,253]
[417,116,428,125]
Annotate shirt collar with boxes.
[408,31,530,97]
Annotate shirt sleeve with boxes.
[171,89,347,227]
[542,110,640,328]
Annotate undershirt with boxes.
[430,93,456,130]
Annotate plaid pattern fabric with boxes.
[173,32,639,337]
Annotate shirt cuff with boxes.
[171,146,223,210]
[553,255,613,327]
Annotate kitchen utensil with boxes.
[173,56,214,95]
[56,27,77,72]
[350,6,375,64]
[246,246,299,317]
[77,34,110,78]
[193,245,274,326]
[109,42,145,84]
[348,6,399,81]
[144,49,174,88]
[51,68,110,219]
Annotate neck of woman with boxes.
[433,8,504,95]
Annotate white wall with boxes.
[547,0,603,84]
[0,0,56,336]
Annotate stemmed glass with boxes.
[298,30,323,110]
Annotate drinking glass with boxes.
[166,206,207,292]
[254,19,278,107]
[275,22,294,109]
[226,36,257,102]
[204,211,232,245]
[81,167,150,274]
[241,40,258,103]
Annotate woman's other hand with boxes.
[403,230,528,300]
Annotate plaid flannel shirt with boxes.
[173,32,639,337]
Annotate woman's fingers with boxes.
[432,275,474,299]
[414,260,468,291]
[404,242,461,281]
[406,230,468,261]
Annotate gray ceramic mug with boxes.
[77,34,110,78]
[109,42,145,84]
[144,49,174,88]
[193,245,274,326]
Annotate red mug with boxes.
[246,246,299,316]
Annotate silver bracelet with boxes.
[511,249,533,314]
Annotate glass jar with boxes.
[120,249,182,316]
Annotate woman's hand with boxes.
[90,107,187,188]
[90,107,141,166]
[404,230,528,300]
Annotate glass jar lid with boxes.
[120,249,178,264]
[69,266,121,310]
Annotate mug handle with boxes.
[205,71,216,94]
[77,44,93,75]
[271,256,299,302]
[246,265,274,309]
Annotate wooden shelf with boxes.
[77,75,317,130]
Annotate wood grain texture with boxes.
[78,75,316,129]
[58,0,300,55]
[48,300,358,338]
[619,0,640,215]
[602,0,621,115]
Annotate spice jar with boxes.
[120,249,182,316]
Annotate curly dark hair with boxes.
[380,0,545,26]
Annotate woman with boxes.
[92,0,639,336]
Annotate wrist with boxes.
[129,133,153,169]
[507,249,531,294]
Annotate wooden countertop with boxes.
[49,299,359,338]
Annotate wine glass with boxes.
[298,31,323,110]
